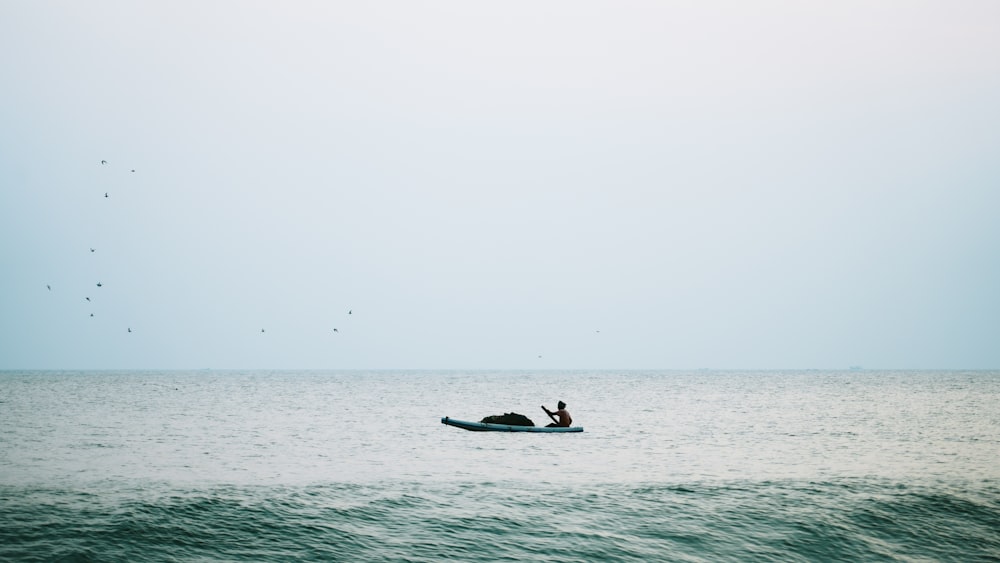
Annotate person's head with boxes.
[557,401,566,410]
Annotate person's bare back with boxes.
[542,401,572,427]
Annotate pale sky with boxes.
[2,1,998,369]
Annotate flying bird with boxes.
[261,329,265,333]
[90,313,94,317]
[333,328,339,333]
[348,310,352,315]
[101,160,107,165]
[47,285,51,291]
[128,328,132,333]
[104,193,109,198]
[96,282,103,287]
[130,169,135,173]
[90,248,95,253]
[86,297,91,302]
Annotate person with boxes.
[542,401,572,427]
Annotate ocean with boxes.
[1,370,998,561]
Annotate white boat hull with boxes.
[441,417,583,433]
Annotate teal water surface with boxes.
[1,370,998,561]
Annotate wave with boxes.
[2,479,998,562]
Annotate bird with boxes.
[333,328,339,333]
[96,282,103,288]
[90,248,95,253]
[85,297,91,302]
[90,313,94,317]
[128,328,132,333]
[348,310,352,315]
[261,329,265,333]
[101,160,107,165]
[46,285,51,291]
[104,193,109,198]
[130,169,135,173]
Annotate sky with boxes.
[2,1,998,370]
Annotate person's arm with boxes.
[542,406,558,424]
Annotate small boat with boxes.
[441,416,583,433]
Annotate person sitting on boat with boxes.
[542,401,572,427]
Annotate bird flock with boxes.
[42,160,130,333]
[39,160,581,360]
[44,159,355,340]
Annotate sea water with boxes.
[1,370,998,561]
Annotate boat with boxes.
[441,416,583,433]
